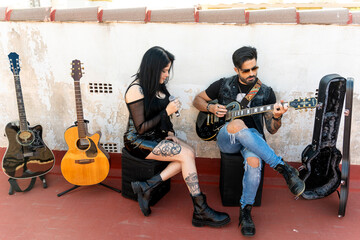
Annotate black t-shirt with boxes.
[205,78,276,129]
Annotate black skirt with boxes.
[123,120,165,159]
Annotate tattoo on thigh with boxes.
[152,140,181,157]
[185,173,200,195]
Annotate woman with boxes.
[124,46,230,228]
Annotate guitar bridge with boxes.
[75,159,95,164]
[23,152,34,157]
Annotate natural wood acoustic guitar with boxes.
[61,60,110,186]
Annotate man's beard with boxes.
[239,75,257,85]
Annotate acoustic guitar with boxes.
[2,52,55,179]
[196,97,317,141]
[61,60,110,186]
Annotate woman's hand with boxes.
[166,97,181,116]
[165,135,180,144]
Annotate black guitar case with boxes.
[299,74,346,200]
[338,78,353,217]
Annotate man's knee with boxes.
[227,119,247,134]
[247,157,260,168]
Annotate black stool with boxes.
[219,152,265,206]
[121,148,171,206]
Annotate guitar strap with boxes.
[239,78,262,109]
[8,177,37,193]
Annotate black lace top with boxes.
[126,96,174,137]
[123,82,174,158]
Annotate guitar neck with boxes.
[225,103,281,121]
[74,80,86,138]
[13,74,28,131]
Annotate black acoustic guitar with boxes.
[2,52,55,179]
[196,97,317,141]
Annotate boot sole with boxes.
[192,216,231,228]
[241,231,255,237]
[296,183,306,197]
[241,226,256,237]
[131,182,151,217]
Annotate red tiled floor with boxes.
[0,169,359,240]
[0,149,359,240]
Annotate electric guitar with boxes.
[2,52,55,179]
[196,97,317,141]
[61,60,110,186]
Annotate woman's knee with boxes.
[227,119,247,134]
[183,145,195,160]
[179,140,196,155]
[178,145,196,163]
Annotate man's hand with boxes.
[273,100,288,119]
[211,103,227,117]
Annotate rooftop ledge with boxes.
[1,6,360,25]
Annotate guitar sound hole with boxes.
[76,138,90,150]
[17,130,35,145]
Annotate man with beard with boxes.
[193,46,305,237]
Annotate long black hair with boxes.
[136,46,175,118]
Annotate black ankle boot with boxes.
[275,161,305,196]
[131,174,162,216]
[191,193,230,228]
[239,205,255,236]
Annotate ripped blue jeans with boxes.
[216,123,284,208]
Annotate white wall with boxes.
[0,21,359,164]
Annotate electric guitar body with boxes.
[60,59,110,186]
[61,126,109,186]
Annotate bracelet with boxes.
[206,103,212,112]
[272,115,282,121]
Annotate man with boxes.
[193,46,305,237]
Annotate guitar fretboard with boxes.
[13,74,28,131]
[74,80,86,138]
[225,104,276,121]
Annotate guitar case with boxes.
[299,74,346,200]
[338,78,353,217]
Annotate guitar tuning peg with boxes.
[81,67,84,70]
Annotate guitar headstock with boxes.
[71,59,83,81]
[289,97,317,110]
[8,52,20,75]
